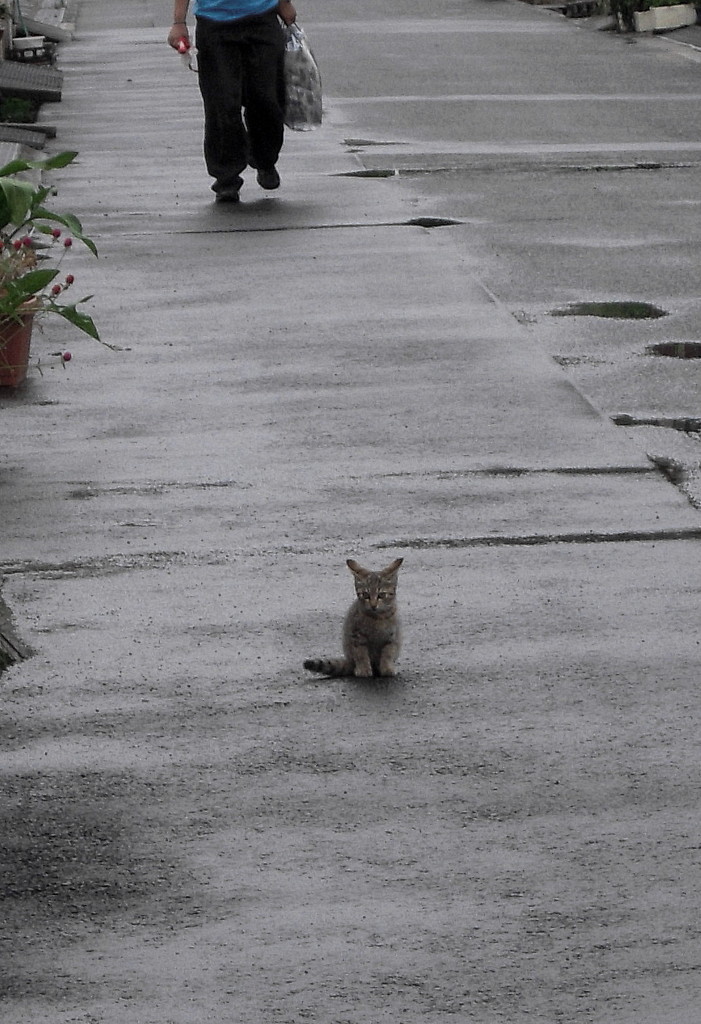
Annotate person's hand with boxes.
[167,23,191,49]
[277,0,296,26]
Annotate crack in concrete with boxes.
[9,519,699,580]
[613,414,701,434]
[377,466,656,479]
[383,161,694,175]
[0,550,231,580]
[65,479,253,499]
[377,527,701,550]
[117,219,462,238]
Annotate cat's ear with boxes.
[346,559,369,578]
[382,557,404,576]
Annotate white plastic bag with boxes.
[283,23,322,131]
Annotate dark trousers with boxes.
[195,11,285,191]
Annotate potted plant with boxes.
[0,149,99,387]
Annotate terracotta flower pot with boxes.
[0,311,35,387]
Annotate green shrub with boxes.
[0,94,39,123]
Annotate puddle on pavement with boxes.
[406,216,461,228]
[647,341,701,359]
[550,301,668,320]
[338,168,398,178]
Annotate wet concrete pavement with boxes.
[2,0,701,1021]
[319,1,701,504]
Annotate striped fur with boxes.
[304,558,403,678]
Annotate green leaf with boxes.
[0,192,10,232]
[33,208,98,256]
[36,151,79,171]
[0,151,78,178]
[34,207,83,233]
[55,303,100,341]
[19,268,59,289]
[7,268,58,299]
[0,158,34,178]
[79,235,98,258]
[28,185,53,210]
[0,178,35,227]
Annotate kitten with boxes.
[304,557,404,678]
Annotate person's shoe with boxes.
[213,175,243,203]
[256,167,280,191]
[214,187,240,204]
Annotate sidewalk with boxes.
[1,4,699,566]
[2,1,700,1021]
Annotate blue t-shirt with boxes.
[194,0,277,19]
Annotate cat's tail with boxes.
[303,657,352,677]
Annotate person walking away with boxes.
[168,0,297,203]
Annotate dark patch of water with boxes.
[550,301,667,320]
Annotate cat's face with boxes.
[347,558,403,615]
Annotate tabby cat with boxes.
[304,558,404,678]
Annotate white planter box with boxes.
[633,3,698,31]
[12,35,45,50]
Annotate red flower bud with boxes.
[51,228,62,238]
[63,237,73,248]
[64,273,75,285]
[12,239,22,250]
[62,351,72,362]
[51,283,62,296]
[21,236,33,247]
